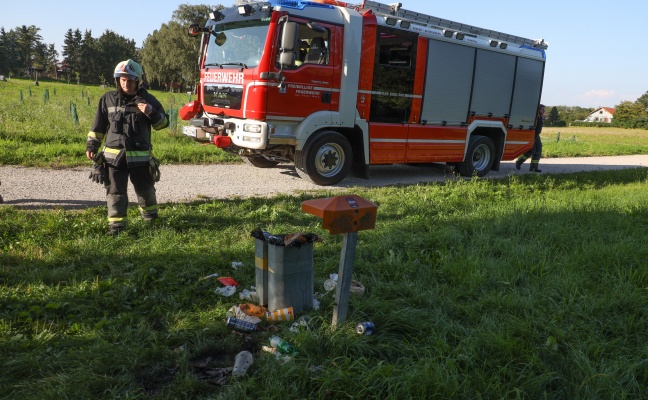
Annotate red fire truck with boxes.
[180,0,548,185]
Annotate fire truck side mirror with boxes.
[188,24,202,37]
[279,22,299,68]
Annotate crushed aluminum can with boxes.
[356,321,375,336]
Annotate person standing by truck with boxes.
[515,104,546,173]
[86,59,168,235]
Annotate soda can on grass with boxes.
[356,321,375,336]
[226,317,258,332]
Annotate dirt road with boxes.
[1,155,647,210]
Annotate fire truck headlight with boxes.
[243,124,262,134]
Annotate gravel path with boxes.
[1,155,647,210]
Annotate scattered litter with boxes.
[356,321,375,336]
[265,307,294,321]
[323,279,337,292]
[329,273,338,281]
[199,272,219,281]
[239,288,257,302]
[269,335,298,355]
[262,345,292,362]
[215,286,237,297]
[312,297,320,310]
[226,317,258,332]
[232,351,253,377]
[218,277,239,287]
[350,280,365,296]
[250,227,322,248]
[239,303,267,318]
[227,305,262,324]
[231,261,243,270]
[290,315,313,333]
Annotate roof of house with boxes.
[589,107,616,115]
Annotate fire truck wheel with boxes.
[241,156,280,168]
[295,131,352,186]
[456,135,495,177]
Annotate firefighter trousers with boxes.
[517,133,543,170]
[105,165,158,229]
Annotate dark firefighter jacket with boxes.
[87,88,169,168]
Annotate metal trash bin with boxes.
[267,242,314,313]
[254,239,269,307]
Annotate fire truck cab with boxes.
[180,0,548,185]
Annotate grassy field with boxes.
[1,169,647,399]
[1,78,647,399]
[542,126,648,157]
[0,78,238,167]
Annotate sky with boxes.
[2,0,646,108]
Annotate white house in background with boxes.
[583,107,616,123]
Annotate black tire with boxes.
[456,135,495,177]
[294,131,352,185]
[241,156,279,168]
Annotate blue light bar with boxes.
[273,0,335,10]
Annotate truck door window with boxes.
[370,27,417,123]
[278,22,329,69]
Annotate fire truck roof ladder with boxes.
[361,0,548,50]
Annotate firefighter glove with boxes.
[89,163,108,185]
[149,156,161,182]
[89,151,109,185]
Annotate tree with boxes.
[61,28,136,84]
[15,25,43,77]
[140,4,214,90]
[63,29,83,82]
[549,105,593,124]
[635,91,648,112]
[613,101,646,122]
[94,30,136,85]
[545,106,559,126]
[0,28,20,74]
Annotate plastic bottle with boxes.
[269,335,298,355]
[232,350,253,377]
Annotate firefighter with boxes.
[86,59,169,235]
[516,104,545,173]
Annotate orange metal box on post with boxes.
[302,195,377,326]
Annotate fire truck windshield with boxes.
[205,22,269,68]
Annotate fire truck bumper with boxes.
[182,122,268,150]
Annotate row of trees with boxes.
[0,4,215,90]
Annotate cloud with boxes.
[583,89,616,99]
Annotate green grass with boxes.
[543,126,648,157]
[0,78,239,167]
[1,170,647,399]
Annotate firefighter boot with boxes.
[530,161,542,173]
[515,156,526,170]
